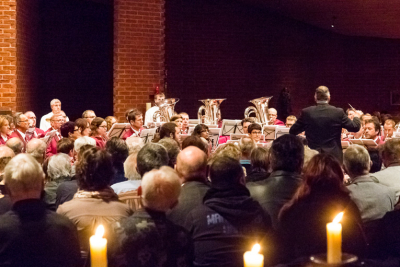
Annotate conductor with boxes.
[289,86,361,162]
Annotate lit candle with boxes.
[146,102,152,111]
[327,212,343,264]
[244,243,264,267]
[90,225,107,267]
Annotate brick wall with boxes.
[0,0,17,111]
[165,0,400,120]
[114,0,165,122]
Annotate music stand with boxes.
[140,128,157,144]
[221,120,243,136]
[263,125,279,141]
[205,124,219,128]
[275,127,290,139]
[230,133,248,141]
[350,139,378,148]
[108,123,130,139]
[209,128,222,151]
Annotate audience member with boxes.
[44,153,72,211]
[167,147,209,226]
[182,135,208,155]
[0,146,14,213]
[246,147,270,182]
[300,137,319,168]
[158,137,180,167]
[136,143,169,177]
[57,138,74,157]
[368,147,383,173]
[26,138,46,164]
[82,110,96,124]
[278,154,367,262]
[125,135,144,154]
[344,145,395,222]
[90,117,107,149]
[250,134,304,228]
[185,156,272,267]
[105,137,129,185]
[6,137,23,155]
[57,147,131,255]
[0,154,80,266]
[111,153,141,194]
[116,166,192,267]
[239,136,256,175]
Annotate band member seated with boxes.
[9,113,29,151]
[0,116,10,145]
[248,123,263,143]
[346,108,356,120]
[82,110,96,124]
[105,116,117,132]
[144,92,165,126]
[75,118,91,137]
[25,111,45,140]
[191,124,210,149]
[285,115,297,128]
[122,109,144,140]
[90,117,108,149]
[268,108,285,126]
[179,112,189,134]
[45,114,64,158]
[39,99,69,130]
[364,119,384,145]
[383,119,396,140]
[170,115,183,133]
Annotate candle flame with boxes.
[333,212,344,223]
[95,225,105,238]
[251,244,260,253]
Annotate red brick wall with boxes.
[114,0,165,122]
[0,0,17,111]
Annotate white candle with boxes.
[244,243,264,267]
[327,212,343,264]
[146,102,152,111]
[90,225,107,267]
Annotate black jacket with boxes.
[289,103,361,162]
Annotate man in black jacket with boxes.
[289,85,361,162]
[185,156,272,267]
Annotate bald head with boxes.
[26,139,46,164]
[0,146,15,175]
[6,138,23,155]
[176,146,207,182]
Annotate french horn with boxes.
[244,96,273,124]
[153,98,179,122]
[197,99,225,125]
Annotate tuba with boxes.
[244,96,273,124]
[153,98,179,122]
[197,99,225,125]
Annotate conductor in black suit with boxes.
[289,86,361,162]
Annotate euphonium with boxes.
[197,99,225,125]
[153,98,180,122]
[244,96,273,124]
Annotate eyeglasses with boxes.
[201,130,209,133]
[251,131,262,135]
[74,128,79,132]
[99,125,107,129]
[19,120,29,123]
[85,116,96,119]
[51,119,63,122]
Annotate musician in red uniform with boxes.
[25,111,45,141]
[268,108,285,126]
[0,116,11,145]
[122,109,144,140]
[45,114,64,158]
[90,117,108,149]
[9,113,30,151]
[364,119,385,146]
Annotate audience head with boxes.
[125,136,145,155]
[343,145,371,178]
[4,154,44,202]
[367,148,382,173]
[381,138,400,167]
[74,136,96,155]
[182,136,208,154]
[24,111,37,128]
[364,119,380,139]
[179,112,189,129]
[247,123,262,142]
[192,124,209,141]
[50,99,61,114]
[384,119,396,138]
[158,138,180,167]
[124,154,141,180]
[154,92,165,106]
[270,134,304,173]
[26,139,46,164]
[239,137,256,159]
[48,153,71,182]
[0,115,10,136]
[241,117,255,134]
[105,116,117,131]
[314,85,330,102]
[75,118,91,137]
[6,137,23,155]
[136,143,169,177]
[212,143,241,161]
[127,109,143,131]
[176,146,207,183]
[14,112,29,132]
[105,137,129,173]
[76,147,114,191]
[0,146,14,176]
[210,156,244,188]
[82,110,96,124]
[60,121,79,139]
[285,115,297,128]
[57,138,74,156]
[50,113,63,131]
[160,122,180,141]
[140,166,180,212]
[90,117,107,138]
[250,147,269,172]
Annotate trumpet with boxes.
[197,99,225,125]
[153,98,179,122]
[244,96,273,124]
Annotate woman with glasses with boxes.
[90,117,108,149]
[0,115,10,145]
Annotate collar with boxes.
[130,126,140,135]
[16,129,26,139]
[1,134,7,141]
[316,101,329,104]
[350,174,378,184]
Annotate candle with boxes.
[90,225,107,267]
[327,212,343,264]
[244,243,264,267]
[146,102,152,111]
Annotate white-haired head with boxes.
[125,136,145,155]
[74,136,96,153]
[140,166,181,212]
[26,139,46,164]
[48,153,71,182]
[124,153,141,180]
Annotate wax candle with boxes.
[244,243,264,267]
[90,225,107,267]
[327,212,343,264]
[146,102,152,111]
